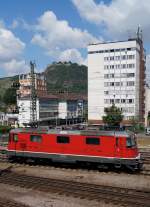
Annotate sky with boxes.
[0,0,150,82]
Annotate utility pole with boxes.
[30,61,37,127]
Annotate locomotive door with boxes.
[19,138,27,157]
[115,137,123,158]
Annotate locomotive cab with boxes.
[124,134,142,170]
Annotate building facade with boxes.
[18,73,47,98]
[88,36,145,125]
[145,85,150,127]
[0,112,18,127]
[18,95,58,127]
[17,93,87,127]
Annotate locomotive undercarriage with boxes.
[7,151,143,172]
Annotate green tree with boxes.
[103,104,123,126]
[3,88,16,105]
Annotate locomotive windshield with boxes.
[126,136,136,148]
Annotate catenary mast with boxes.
[30,61,37,126]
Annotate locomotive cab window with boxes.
[30,135,42,143]
[86,137,100,145]
[126,137,136,148]
[57,136,70,144]
[13,134,18,142]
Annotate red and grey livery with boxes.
[7,128,143,171]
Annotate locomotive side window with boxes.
[30,135,42,143]
[86,137,100,145]
[57,136,70,144]
[13,134,18,142]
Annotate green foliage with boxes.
[0,76,18,98]
[0,125,12,133]
[3,88,16,105]
[103,104,123,126]
[129,117,145,133]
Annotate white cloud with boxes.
[1,59,29,76]
[0,24,28,76]
[10,19,33,31]
[71,0,150,40]
[32,11,100,63]
[59,49,85,65]
[0,25,25,61]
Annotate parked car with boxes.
[145,127,150,135]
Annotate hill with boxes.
[0,76,18,100]
[44,62,87,93]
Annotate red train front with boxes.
[7,128,143,171]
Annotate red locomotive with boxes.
[7,128,143,171]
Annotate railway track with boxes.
[140,149,150,165]
[0,197,30,207]
[0,171,149,207]
[0,159,150,176]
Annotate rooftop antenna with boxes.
[30,61,37,127]
[136,24,143,42]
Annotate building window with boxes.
[121,99,126,103]
[110,99,114,104]
[86,137,100,145]
[115,99,120,103]
[127,73,135,78]
[104,91,109,95]
[104,74,109,78]
[122,64,126,69]
[30,135,42,143]
[127,64,135,68]
[110,74,114,78]
[110,56,114,61]
[127,81,134,86]
[122,55,126,60]
[128,99,134,103]
[57,136,70,144]
[115,56,120,61]
[104,82,109,87]
[127,55,135,59]
[110,82,114,86]
[104,99,110,104]
[115,82,123,86]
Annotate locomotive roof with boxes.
[10,128,134,137]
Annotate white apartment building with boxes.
[88,37,145,125]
